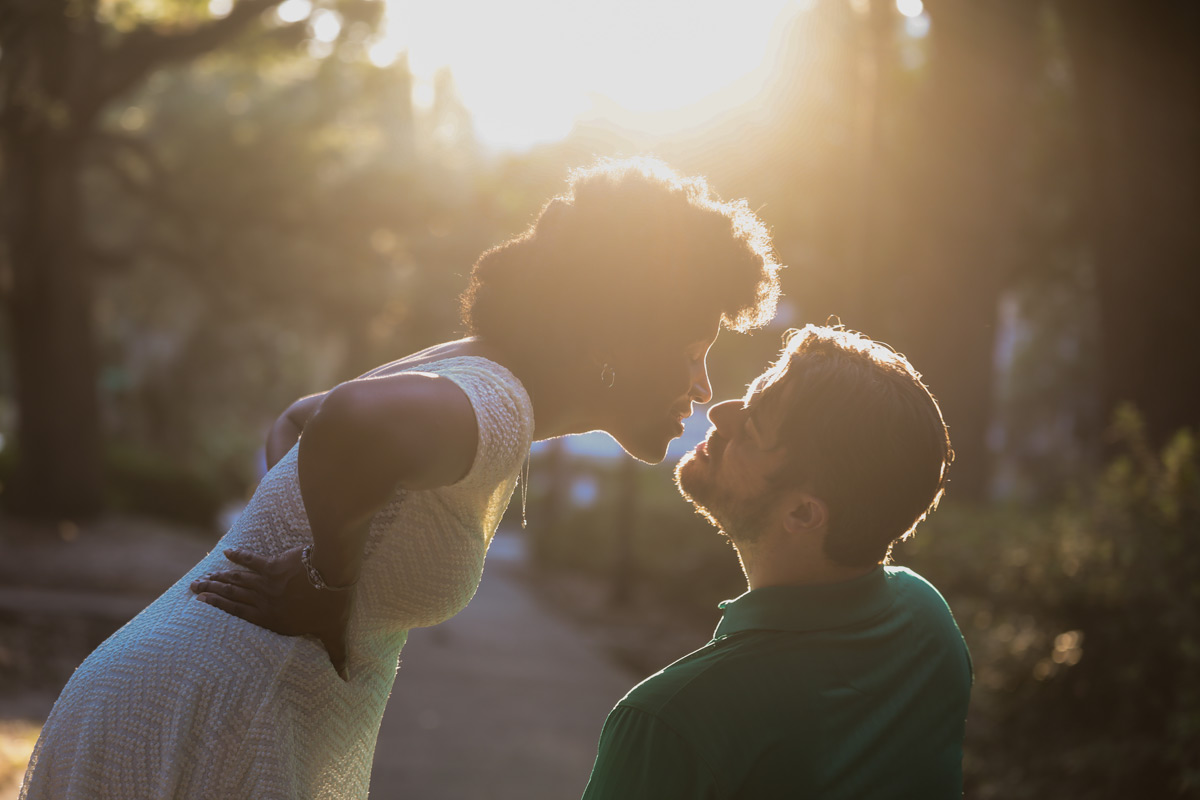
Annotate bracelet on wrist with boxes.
[300,544,358,591]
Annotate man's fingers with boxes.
[196,592,266,627]
[224,548,270,572]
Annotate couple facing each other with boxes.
[21,158,971,799]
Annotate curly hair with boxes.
[758,325,954,567]
[460,157,781,359]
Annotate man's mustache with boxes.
[702,429,727,463]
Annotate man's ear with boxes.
[783,492,828,536]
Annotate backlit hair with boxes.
[461,157,781,358]
[758,324,953,567]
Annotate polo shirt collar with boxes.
[713,567,893,640]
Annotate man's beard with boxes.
[674,450,772,544]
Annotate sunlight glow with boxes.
[372,0,798,151]
[207,0,232,18]
[896,0,924,18]
[412,81,436,112]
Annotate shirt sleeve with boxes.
[581,705,722,800]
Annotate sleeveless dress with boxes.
[21,356,535,800]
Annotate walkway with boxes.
[371,533,634,798]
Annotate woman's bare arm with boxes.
[193,372,480,678]
[296,372,479,587]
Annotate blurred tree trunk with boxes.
[884,0,1039,501]
[844,0,894,324]
[1,0,104,516]
[4,132,102,516]
[1059,0,1200,447]
[0,0,286,518]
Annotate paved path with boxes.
[370,534,634,799]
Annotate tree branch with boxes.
[86,0,285,119]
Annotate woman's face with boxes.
[602,320,720,464]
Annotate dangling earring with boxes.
[599,363,616,389]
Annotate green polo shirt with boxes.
[581,566,972,799]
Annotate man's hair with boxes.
[460,157,781,358]
[761,324,953,567]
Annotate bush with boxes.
[899,406,1200,798]
[103,444,231,531]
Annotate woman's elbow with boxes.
[304,382,374,451]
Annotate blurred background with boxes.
[1,0,1199,796]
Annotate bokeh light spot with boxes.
[277,0,312,24]
[311,10,342,43]
[904,11,931,38]
[120,106,146,131]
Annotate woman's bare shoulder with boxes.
[317,368,479,489]
[357,338,498,379]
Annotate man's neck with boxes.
[735,539,876,591]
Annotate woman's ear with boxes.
[783,492,828,537]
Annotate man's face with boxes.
[674,371,792,543]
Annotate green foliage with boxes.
[898,406,1200,798]
[104,444,230,530]
[0,441,225,530]
[82,42,526,500]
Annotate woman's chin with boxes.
[619,436,672,465]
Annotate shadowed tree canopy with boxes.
[0,0,382,518]
[2,0,1198,524]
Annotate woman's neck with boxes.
[461,336,602,442]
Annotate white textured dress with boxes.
[21,357,534,800]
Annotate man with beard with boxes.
[581,324,972,800]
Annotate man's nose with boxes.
[706,400,742,432]
[690,361,713,405]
